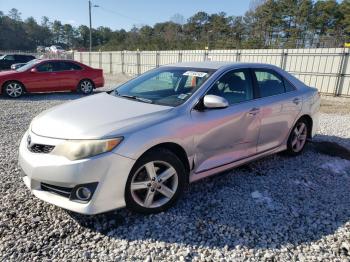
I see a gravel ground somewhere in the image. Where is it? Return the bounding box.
[0,88,349,261]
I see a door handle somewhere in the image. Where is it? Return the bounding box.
[292,98,301,105]
[248,107,260,115]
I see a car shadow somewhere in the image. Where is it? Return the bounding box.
[68,134,350,251]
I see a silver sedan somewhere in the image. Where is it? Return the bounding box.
[19,62,320,214]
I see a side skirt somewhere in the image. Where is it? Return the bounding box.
[189,145,287,183]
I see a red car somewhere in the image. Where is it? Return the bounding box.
[0,59,104,98]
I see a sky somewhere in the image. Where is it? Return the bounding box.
[0,0,251,30]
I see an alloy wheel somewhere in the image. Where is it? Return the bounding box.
[80,80,93,94]
[130,161,178,208]
[291,122,307,153]
[5,82,23,98]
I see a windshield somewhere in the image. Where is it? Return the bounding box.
[111,67,214,107]
[16,59,40,72]
[0,55,5,60]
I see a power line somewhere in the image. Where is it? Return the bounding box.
[97,5,145,25]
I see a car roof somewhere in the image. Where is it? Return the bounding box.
[168,61,278,70]
[37,59,77,63]
[2,54,35,57]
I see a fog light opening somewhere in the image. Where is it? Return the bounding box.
[76,187,92,201]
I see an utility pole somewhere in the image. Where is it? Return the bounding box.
[89,0,92,52]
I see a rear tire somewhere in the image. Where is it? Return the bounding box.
[125,148,187,214]
[286,118,308,156]
[3,81,24,98]
[78,79,94,94]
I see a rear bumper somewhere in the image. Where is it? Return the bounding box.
[19,131,135,214]
[94,75,104,88]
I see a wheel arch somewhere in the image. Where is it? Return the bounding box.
[137,142,191,179]
[1,80,27,93]
[297,114,313,139]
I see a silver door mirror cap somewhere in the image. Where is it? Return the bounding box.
[203,95,229,109]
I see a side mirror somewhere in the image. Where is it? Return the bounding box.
[203,95,229,109]
[30,68,37,73]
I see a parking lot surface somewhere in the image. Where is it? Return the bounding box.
[0,85,349,261]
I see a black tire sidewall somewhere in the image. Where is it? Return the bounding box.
[286,119,308,156]
[125,149,187,214]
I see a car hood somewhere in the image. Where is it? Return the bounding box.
[0,70,17,76]
[31,93,173,139]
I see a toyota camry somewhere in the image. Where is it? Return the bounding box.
[19,62,320,214]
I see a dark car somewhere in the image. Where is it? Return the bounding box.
[0,54,36,70]
[11,62,28,70]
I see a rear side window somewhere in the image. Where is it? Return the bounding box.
[284,79,296,92]
[253,70,286,97]
[59,62,82,71]
[24,56,35,62]
[15,55,29,62]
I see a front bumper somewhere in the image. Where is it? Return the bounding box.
[19,131,135,215]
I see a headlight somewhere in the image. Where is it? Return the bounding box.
[52,137,123,160]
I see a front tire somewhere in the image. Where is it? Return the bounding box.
[125,148,187,214]
[78,79,94,94]
[4,81,24,98]
[286,118,308,156]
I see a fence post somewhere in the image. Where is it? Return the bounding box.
[121,51,125,74]
[156,52,160,68]
[137,51,141,75]
[335,48,349,96]
[203,50,209,61]
[236,51,241,62]
[99,51,102,69]
[88,52,91,66]
[178,52,182,62]
[109,52,113,74]
[79,52,83,63]
[280,49,288,70]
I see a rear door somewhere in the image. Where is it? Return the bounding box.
[252,68,302,152]
[191,68,261,173]
[24,61,62,91]
[56,61,83,90]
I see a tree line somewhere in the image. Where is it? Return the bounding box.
[1,0,350,52]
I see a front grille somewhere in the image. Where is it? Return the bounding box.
[41,183,72,198]
[28,144,55,154]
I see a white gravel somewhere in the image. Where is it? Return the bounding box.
[0,92,349,261]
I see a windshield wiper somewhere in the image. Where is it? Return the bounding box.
[115,90,153,103]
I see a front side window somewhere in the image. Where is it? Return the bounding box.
[207,69,254,105]
[112,67,213,107]
[4,55,15,61]
[254,70,285,97]
[36,62,60,72]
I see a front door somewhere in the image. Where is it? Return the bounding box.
[191,69,261,173]
[24,61,62,92]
